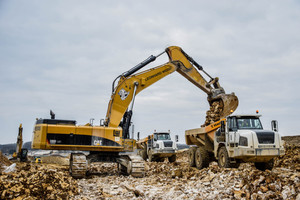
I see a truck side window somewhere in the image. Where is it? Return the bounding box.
[227,118,231,130]
[228,117,237,131]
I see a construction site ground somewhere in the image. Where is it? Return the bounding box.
[0,136,299,200]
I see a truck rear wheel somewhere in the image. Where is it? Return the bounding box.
[168,155,176,163]
[189,147,196,167]
[195,147,209,169]
[218,146,231,168]
[255,159,274,171]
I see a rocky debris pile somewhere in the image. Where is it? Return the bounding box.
[0,163,78,199]
[88,162,118,176]
[203,100,223,127]
[0,151,12,172]
[174,149,189,162]
[282,136,300,145]
[275,144,300,170]
[41,156,69,166]
[236,166,299,199]
[73,147,300,200]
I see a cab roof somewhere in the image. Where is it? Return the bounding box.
[228,114,262,118]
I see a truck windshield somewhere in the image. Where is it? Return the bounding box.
[237,117,263,129]
[156,133,171,140]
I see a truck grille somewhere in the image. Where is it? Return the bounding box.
[164,141,173,147]
[255,131,274,144]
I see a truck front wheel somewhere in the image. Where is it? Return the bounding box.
[254,159,274,171]
[195,147,209,169]
[218,146,231,168]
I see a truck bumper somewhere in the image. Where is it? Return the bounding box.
[232,147,285,162]
[152,150,176,158]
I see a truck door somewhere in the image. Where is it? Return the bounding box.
[228,117,238,146]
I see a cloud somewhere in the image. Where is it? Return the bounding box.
[0,0,299,144]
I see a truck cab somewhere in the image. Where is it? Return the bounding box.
[150,132,177,153]
[216,114,285,170]
[138,131,177,162]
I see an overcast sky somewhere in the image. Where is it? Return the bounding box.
[0,0,299,144]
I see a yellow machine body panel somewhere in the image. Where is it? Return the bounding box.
[185,119,226,146]
[105,63,177,128]
[32,119,136,152]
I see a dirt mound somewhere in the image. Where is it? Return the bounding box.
[282,135,300,146]
[72,144,299,200]
[41,156,69,166]
[0,151,12,172]
[275,144,300,170]
[0,163,78,199]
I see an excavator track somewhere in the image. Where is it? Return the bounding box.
[69,153,87,178]
[117,155,145,177]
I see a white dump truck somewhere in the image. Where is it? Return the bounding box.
[137,131,178,162]
[186,114,285,170]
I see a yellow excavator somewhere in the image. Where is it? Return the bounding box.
[31,46,238,178]
[12,124,28,162]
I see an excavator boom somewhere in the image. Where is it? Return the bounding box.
[105,46,238,128]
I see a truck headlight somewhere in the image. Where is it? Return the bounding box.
[239,136,248,146]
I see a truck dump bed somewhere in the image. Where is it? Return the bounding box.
[185,119,225,146]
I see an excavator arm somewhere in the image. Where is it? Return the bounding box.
[105,46,238,134]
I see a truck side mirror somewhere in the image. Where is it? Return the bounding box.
[175,135,179,142]
[137,132,140,141]
[220,121,225,133]
[271,120,278,132]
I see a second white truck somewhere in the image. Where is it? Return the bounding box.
[137,131,177,162]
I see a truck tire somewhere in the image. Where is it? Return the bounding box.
[218,146,231,168]
[189,147,196,167]
[255,159,274,171]
[195,147,209,169]
[168,155,176,163]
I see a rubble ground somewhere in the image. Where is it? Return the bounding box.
[0,162,78,199]
[0,137,299,200]
[73,142,299,200]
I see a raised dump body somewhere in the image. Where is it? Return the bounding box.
[186,115,285,171]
